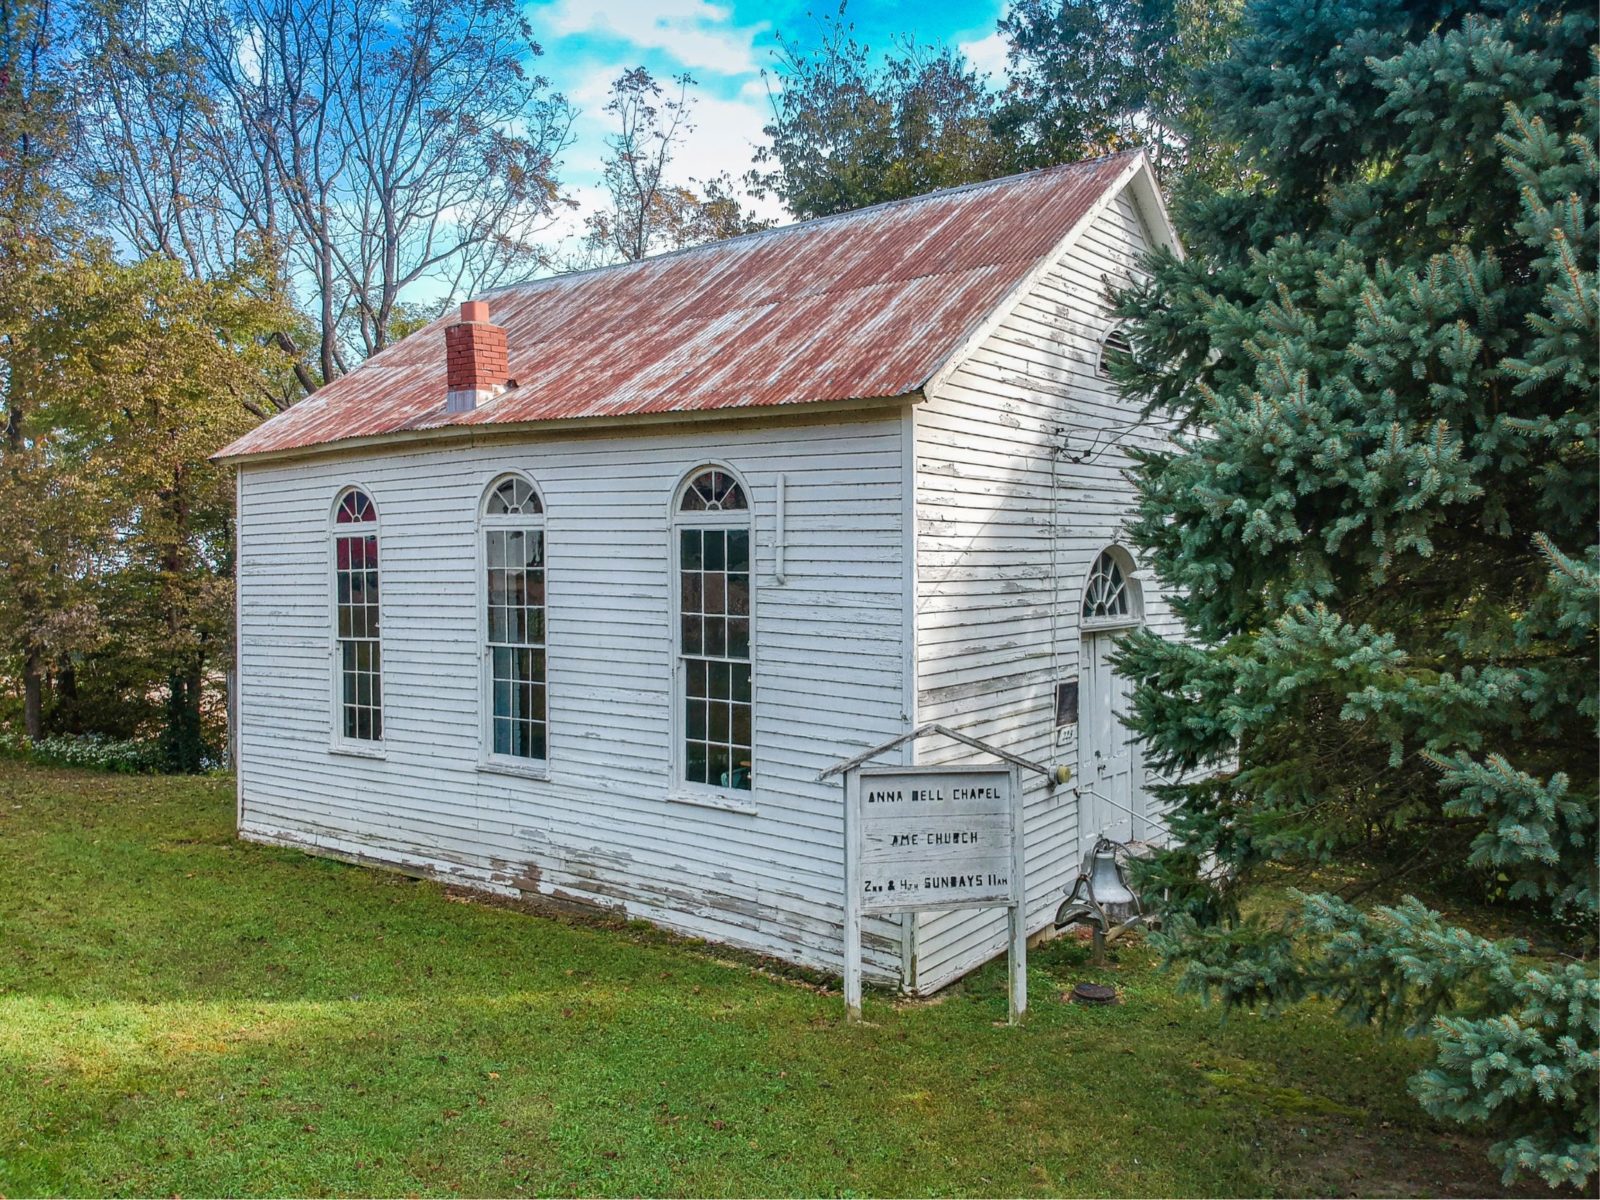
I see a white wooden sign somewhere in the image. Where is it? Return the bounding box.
[858,767,1017,910]
[843,761,1027,1023]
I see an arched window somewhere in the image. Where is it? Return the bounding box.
[674,466,752,793]
[679,467,747,512]
[481,473,547,764]
[332,487,382,743]
[1081,547,1141,627]
[1098,324,1133,378]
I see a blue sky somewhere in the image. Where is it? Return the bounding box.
[524,0,1011,242]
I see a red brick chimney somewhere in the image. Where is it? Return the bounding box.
[445,300,508,413]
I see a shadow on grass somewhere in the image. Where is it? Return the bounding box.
[0,763,1540,1198]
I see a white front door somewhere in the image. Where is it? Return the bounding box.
[1080,631,1140,855]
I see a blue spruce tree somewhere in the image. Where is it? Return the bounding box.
[1112,0,1597,1186]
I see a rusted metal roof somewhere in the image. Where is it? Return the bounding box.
[217,151,1141,461]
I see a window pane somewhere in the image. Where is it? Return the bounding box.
[485,547,546,760]
[708,743,730,789]
[493,650,513,710]
[335,525,382,741]
[676,508,752,790]
[679,470,747,512]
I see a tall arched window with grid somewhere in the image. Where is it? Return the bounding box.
[332,488,382,743]
[481,474,547,764]
[674,467,753,793]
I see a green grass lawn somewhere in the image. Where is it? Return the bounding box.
[0,762,1529,1198]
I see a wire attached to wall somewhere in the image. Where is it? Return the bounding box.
[1053,418,1152,467]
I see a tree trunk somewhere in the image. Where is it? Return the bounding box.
[55,661,78,734]
[161,661,206,773]
[22,648,42,740]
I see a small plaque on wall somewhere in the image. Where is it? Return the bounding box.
[1056,679,1079,727]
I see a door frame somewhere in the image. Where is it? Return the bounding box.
[1075,545,1145,855]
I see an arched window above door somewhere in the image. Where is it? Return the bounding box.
[1081,547,1141,628]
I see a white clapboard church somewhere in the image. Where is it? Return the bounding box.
[216,149,1181,993]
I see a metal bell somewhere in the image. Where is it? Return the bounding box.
[1087,845,1138,923]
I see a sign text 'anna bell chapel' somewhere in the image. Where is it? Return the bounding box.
[856,770,1015,912]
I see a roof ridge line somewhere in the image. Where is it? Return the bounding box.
[485,149,1142,298]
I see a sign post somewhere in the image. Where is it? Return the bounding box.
[841,761,1027,1024]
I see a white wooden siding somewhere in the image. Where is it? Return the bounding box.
[911,183,1183,993]
[237,410,911,980]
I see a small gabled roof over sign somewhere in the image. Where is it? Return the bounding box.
[217,150,1160,462]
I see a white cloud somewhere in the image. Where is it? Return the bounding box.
[957,29,1010,81]
[671,90,786,220]
[540,0,768,74]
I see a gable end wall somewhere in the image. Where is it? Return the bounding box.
[910,183,1182,994]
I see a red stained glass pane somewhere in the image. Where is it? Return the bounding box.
[336,489,376,524]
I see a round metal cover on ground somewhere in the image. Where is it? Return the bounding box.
[1070,982,1119,1005]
